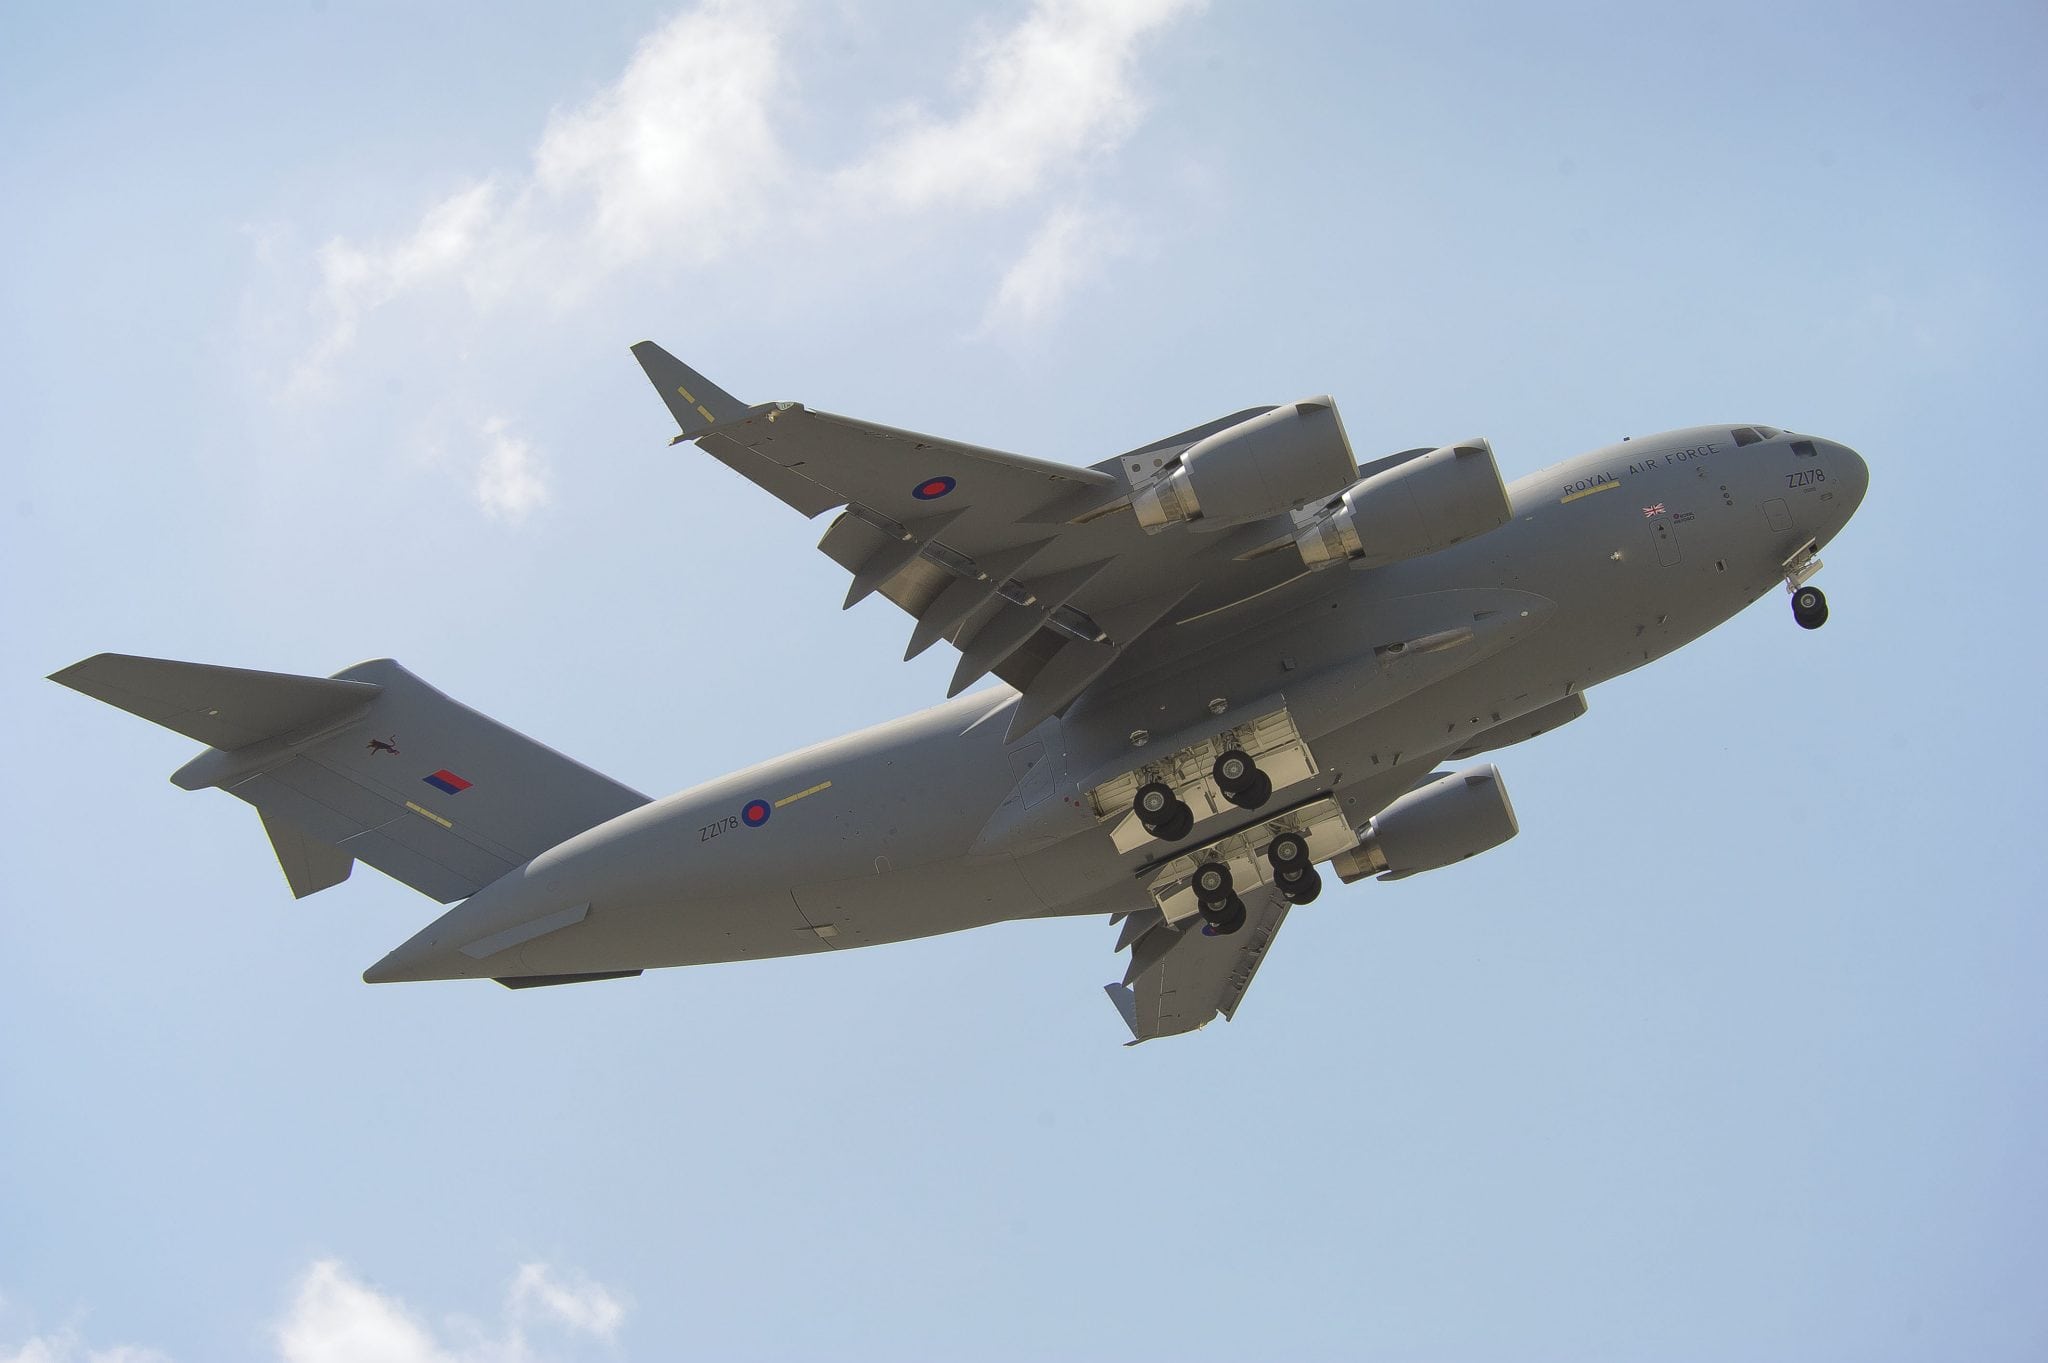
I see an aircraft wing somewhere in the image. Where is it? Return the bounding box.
[634,342,1302,739]
[1103,893,1293,1043]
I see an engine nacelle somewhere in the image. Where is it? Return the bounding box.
[1293,438,1512,570]
[1328,764,1518,883]
[1132,398,1359,534]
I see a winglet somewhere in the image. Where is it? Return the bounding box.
[630,341,746,440]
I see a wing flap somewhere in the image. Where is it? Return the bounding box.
[1109,892,1293,1043]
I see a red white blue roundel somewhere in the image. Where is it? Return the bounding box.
[912,475,956,501]
[741,799,772,827]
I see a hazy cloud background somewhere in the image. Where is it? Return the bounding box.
[6,1,2046,1360]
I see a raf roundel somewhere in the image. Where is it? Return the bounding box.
[741,799,772,828]
[911,475,956,501]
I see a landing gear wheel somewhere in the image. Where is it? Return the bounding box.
[1134,782,1194,841]
[1213,749,1272,810]
[1792,585,1829,630]
[1199,892,1247,935]
[1191,860,1234,906]
[1279,867,1323,906]
[1266,831,1310,875]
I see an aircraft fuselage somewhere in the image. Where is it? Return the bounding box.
[365,425,1867,983]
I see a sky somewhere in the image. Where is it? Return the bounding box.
[4,1,2046,1359]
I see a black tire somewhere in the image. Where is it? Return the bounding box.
[1267,831,1310,872]
[1200,893,1247,935]
[1192,860,1233,904]
[1213,748,1257,796]
[1281,868,1323,906]
[1155,802,1194,843]
[1225,769,1273,810]
[1134,781,1176,830]
[1793,586,1828,630]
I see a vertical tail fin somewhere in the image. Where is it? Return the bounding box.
[52,654,650,904]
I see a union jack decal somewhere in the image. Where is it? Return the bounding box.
[1642,503,1666,518]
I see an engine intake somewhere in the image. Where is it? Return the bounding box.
[1133,398,1359,534]
[1294,438,1512,570]
[1329,764,1518,883]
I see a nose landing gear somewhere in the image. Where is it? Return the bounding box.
[1782,539,1830,630]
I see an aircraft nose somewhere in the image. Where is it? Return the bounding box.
[1828,439,1869,513]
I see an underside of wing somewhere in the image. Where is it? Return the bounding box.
[632,343,1388,737]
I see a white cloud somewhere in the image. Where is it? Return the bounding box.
[508,1267,623,1343]
[846,0,1203,212]
[983,204,1131,332]
[2,1263,627,1363]
[304,0,790,374]
[275,1260,626,1363]
[275,1262,449,1363]
[474,418,552,524]
[278,0,1205,521]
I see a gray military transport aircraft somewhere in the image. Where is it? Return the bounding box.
[52,344,1869,1041]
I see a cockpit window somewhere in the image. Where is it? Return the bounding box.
[1732,427,1763,446]
[1790,439,1817,458]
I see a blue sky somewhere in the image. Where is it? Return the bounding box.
[5,2,2045,1359]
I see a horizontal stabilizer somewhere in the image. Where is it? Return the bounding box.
[55,654,652,906]
[49,654,378,751]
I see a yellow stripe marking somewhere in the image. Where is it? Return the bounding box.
[405,800,453,829]
[676,383,698,403]
[695,404,715,423]
[1561,481,1621,504]
[775,780,833,808]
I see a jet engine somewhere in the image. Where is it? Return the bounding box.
[1293,438,1512,570]
[1132,398,1359,533]
[1328,764,1518,883]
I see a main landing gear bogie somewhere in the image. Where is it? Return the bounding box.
[1192,859,1246,935]
[1134,781,1194,843]
[1265,831,1323,906]
[1792,585,1829,630]
[1212,748,1273,811]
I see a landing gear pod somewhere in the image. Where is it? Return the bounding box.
[1132,398,1359,533]
[1329,764,1519,883]
[1294,438,1512,570]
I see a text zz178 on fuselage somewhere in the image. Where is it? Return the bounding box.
[51,349,1867,1043]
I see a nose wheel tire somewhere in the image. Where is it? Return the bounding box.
[1213,749,1273,810]
[1198,893,1247,936]
[1135,782,1195,842]
[1792,585,1829,630]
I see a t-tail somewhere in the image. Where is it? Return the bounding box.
[49,653,649,904]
